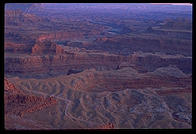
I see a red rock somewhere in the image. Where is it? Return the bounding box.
[4,78,57,117]
[99,123,115,129]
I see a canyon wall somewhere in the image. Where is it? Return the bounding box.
[5,40,192,78]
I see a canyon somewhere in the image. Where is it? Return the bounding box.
[4,3,192,129]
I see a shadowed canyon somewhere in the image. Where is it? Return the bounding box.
[4,3,192,129]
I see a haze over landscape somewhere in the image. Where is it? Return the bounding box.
[4,3,192,129]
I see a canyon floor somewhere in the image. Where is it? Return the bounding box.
[4,3,192,129]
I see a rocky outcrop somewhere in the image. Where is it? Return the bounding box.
[5,42,127,77]
[4,78,22,94]
[5,43,192,78]
[4,78,57,118]
[32,40,57,55]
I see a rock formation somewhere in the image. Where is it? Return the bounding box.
[5,43,192,78]
[4,78,57,122]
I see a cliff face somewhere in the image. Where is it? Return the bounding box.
[5,41,127,77]
[32,40,56,55]
[5,40,192,78]
[5,54,124,77]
